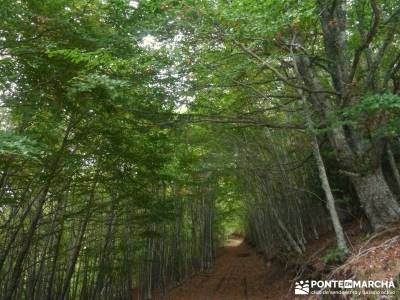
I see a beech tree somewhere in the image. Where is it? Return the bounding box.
[1,1,400,299]
[166,0,400,230]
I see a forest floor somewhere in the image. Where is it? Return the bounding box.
[151,222,400,300]
[152,237,290,300]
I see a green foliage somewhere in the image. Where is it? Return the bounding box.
[323,247,347,265]
[343,94,400,137]
[0,131,41,159]
[215,176,245,240]
[335,196,351,204]
[1,0,400,298]
[346,94,400,115]
[394,272,400,298]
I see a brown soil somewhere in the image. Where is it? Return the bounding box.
[152,238,291,300]
[150,222,400,300]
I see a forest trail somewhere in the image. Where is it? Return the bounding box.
[157,238,289,300]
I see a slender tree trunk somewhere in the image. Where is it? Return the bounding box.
[59,180,97,300]
[3,187,51,300]
[92,209,115,299]
[293,54,349,253]
[46,201,66,300]
[308,128,349,253]
[271,208,303,254]
[2,121,74,300]
[0,183,37,272]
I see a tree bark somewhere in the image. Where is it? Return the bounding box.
[2,120,74,300]
[387,143,400,191]
[308,130,349,252]
[351,167,400,231]
[294,52,400,231]
[59,179,97,300]
[293,53,349,253]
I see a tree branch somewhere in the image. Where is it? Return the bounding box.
[349,0,380,83]
[233,41,339,96]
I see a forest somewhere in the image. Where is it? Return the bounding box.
[1,0,400,299]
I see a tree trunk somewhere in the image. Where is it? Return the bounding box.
[293,54,349,253]
[59,179,97,300]
[351,167,400,230]
[387,144,400,191]
[308,131,349,253]
[306,123,349,252]
[3,187,50,300]
[272,207,303,255]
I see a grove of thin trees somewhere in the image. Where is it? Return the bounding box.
[1,1,400,299]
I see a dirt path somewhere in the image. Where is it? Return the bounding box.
[156,238,290,300]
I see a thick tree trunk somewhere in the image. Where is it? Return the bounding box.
[387,144,400,191]
[312,0,400,231]
[327,124,400,230]
[351,167,400,230]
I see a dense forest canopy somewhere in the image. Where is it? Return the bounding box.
[0,0,400,299]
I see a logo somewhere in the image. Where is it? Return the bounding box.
[295,280,310,295]
[294,279,395,296]
[344,280,353,288]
